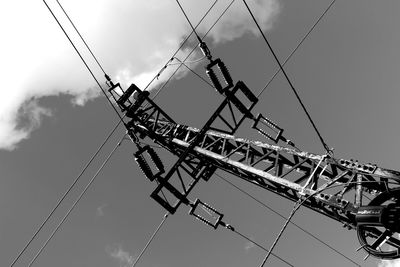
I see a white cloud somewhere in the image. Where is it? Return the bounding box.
[379,259,400,267]
[0,0,279,150]
[96,204,107,217]
[245,240,256,251]
[106,244,135,267]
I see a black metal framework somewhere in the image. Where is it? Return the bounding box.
[117,79,260,213]
[108,67,400,259]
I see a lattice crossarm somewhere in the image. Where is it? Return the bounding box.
[150,121,400,183]
[171,137,357,223]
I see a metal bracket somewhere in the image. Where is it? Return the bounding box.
[225,81,258,119]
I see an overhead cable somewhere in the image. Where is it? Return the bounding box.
[143,0,219,106]
[56,0,108,76]
[223,224,294,266]
[172,57,215,88]
[215,173,361,267]
[12,2,127,265]
[23,7,218,266]
[258,177,361,267]
[256,0,337,98]
[259,199,302,267]
[242,0,332,154]
[175,0,203,43]
[9,119,123,267]
[27,135,125,267]
[42,0,126,124]
[130,213,169,267]
[151,0,236,101]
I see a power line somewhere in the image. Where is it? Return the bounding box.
[23,6,219,265]
[42,0,126,125]
[170,56,206,65]
[143,0,219,105]
[259,199,301,267]
[9,3,130,265]
[56,0,107,76]
[256,0,337,98]
[9,119,123,267]
[151,0,236,101]
[215,173,361,266]
[175,0,203,43]
[130,213,169,267]
[27,135,125,267]
[258,178,360,267]
[172,57,215,88]
[146,0,219,94]
[223,224,294,266]
[174,0,337,101]
[242,0,332,154]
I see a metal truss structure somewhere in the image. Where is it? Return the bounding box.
[109,57,400,260]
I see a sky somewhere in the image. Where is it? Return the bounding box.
[2,0,400,267]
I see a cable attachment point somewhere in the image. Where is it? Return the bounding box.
[134,145,165,182]
[127,128,140,146]
[156,62,170,80]
[219,221,235,231]
[199,41,212,60]
[189,199,225,229]
[107,82,138,112]
[206,58,234,94]
[105,73,112,84]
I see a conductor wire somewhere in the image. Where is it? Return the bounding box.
[27,135,125,267]
[151,0,236,101]
[42,0,126,125]
[130,213,169,267]
[256,0,336,98]
[9,119,123,267]
[172,57,215,88]
[224,225,294,266]
[56,0,107,76]
[259,177,354,267]
[175,0,203,42]
[215,173,361,266]
[143,0,218,106]
[242,0,332,154]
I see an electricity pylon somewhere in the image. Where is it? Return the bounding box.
[108,53,400,260]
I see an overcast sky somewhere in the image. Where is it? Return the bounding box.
[2,0,400,267]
